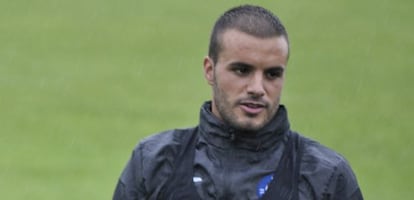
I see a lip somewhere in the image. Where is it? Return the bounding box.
[239,101,266,115]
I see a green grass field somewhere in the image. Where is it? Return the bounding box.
[1,0,413,199]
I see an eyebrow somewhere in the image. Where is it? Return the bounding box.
[229,61,284,71]
[229,61,254,69]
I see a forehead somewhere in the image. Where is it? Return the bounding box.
[218,29,289,66]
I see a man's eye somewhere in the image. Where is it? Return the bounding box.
[234,67,250,75]
[266,69,283,79]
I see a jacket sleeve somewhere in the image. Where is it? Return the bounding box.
[113,146,146,200]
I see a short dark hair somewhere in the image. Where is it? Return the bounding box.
[208,5,289,63]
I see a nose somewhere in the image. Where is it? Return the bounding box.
[246,73,265,98]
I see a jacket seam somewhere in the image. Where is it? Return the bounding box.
[322,164,339,199]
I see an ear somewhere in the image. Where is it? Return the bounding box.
[203,56,215,85]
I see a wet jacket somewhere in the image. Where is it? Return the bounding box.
[113,102,363,200]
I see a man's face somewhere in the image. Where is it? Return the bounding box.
[204,29,289,131]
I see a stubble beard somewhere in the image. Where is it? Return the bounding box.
[212,81,273,132]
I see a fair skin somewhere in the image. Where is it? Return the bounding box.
[203,29,289,131]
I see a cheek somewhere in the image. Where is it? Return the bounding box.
[217,74,245,92]
[265,81,284,97]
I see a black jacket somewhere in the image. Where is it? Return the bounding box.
[113,102,363,200]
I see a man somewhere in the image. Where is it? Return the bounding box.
[113,5,363,200]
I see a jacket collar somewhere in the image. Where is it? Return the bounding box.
[198,101,290,151]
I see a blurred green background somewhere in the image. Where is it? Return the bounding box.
[0,0,412,199]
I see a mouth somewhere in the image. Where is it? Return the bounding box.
[239,101,266,115]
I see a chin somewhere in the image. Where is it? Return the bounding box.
[237,120,266,132]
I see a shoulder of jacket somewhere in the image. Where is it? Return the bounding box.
[134,127,197,158]
[129,127,198,193]
[117,127,196,197]
[300,135,347,169]
[298,134,359,197]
